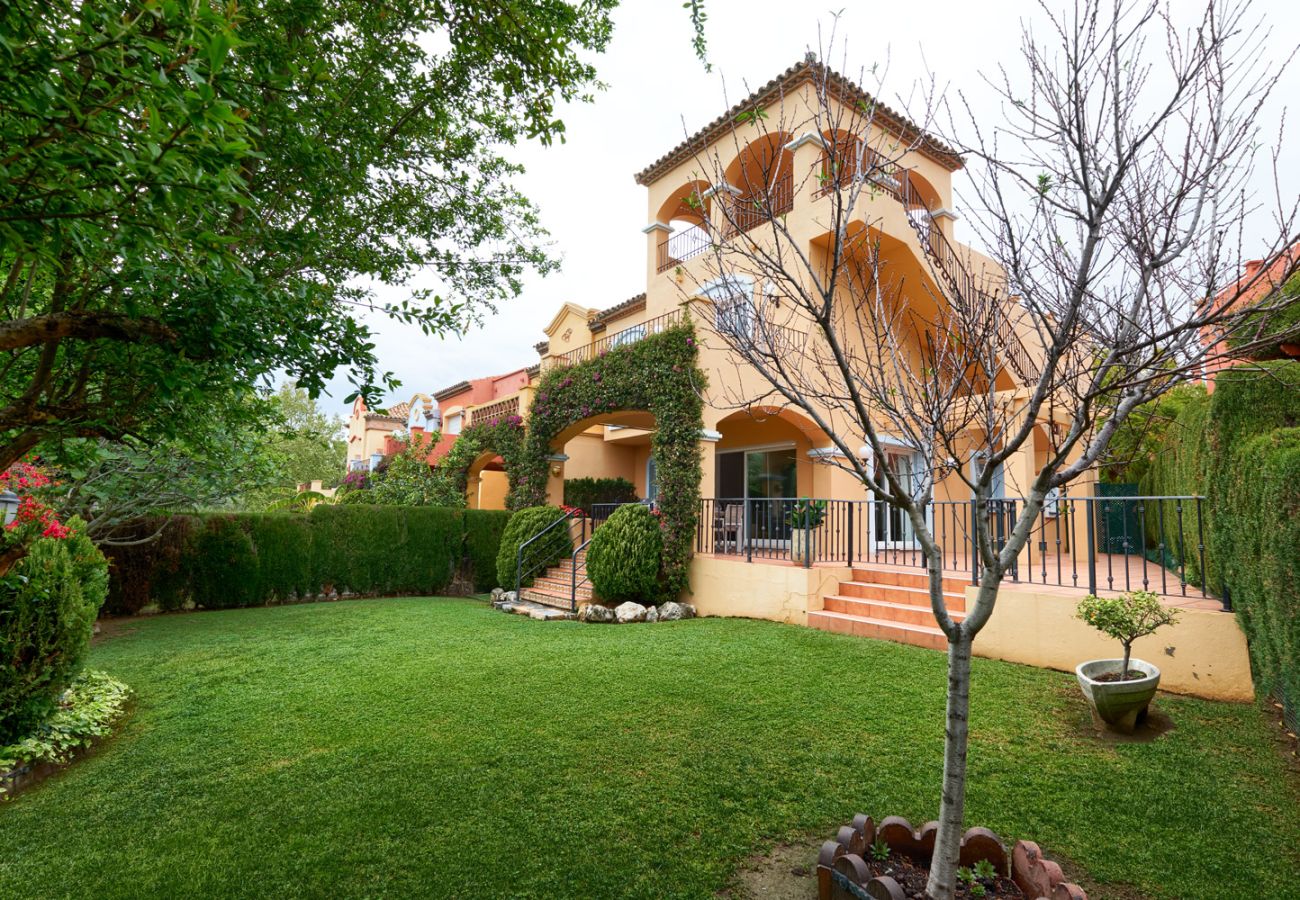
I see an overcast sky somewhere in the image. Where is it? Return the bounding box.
[316,0,1300,420]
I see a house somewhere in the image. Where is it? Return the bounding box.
[344,397,407,472]
[390,58,1250,700]
[1201,242,1300,390]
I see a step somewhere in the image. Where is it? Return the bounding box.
[835,581,966,613]
[519,585,578,609]
[850,565,971,595]
[807,610,947,652]
[822,594,966,626]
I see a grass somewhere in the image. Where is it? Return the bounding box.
[0,597,1297,899]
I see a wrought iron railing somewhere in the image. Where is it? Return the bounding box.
[544,309,684,369]
[695,494,1218,603]
[657,223,711,273]
[722,171,794,238]
[514,508,583,600]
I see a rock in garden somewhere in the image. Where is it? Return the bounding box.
[645,606,659,623]
[681,603,697,619]
[490,588,504,602]
[580,603,615,623]
[614,601,647,623]
[657,601,686,621]
[501,591,517,603]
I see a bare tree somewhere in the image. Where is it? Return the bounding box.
[678,3,1298,897]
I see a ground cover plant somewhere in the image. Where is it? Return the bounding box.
[0,598,1296,898]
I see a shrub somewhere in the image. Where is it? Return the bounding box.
[101,516,196,615]
[1076,590,1179,679]
[586,504,663,603]
[395,506,461,594]
[495,505,572,590]
[464,510,512,591]
[188,517,260,610]
[563,477,638,515]
[0,522,108,742]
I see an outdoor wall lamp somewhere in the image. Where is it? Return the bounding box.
[550,464,562,476]
[0,489,18,526]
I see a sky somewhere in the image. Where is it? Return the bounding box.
[316,0,1300,420]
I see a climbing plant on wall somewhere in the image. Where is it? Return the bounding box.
[517,321,704,599]
[438,415,528,509]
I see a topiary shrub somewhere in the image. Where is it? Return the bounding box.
[586,503,663,603]
[246,514,314,603]
[464,509,512,591]
[0,521,108,742]
[188,516,260,609]
[495,505,572,590]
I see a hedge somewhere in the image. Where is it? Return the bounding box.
[1,522,109,742]
[563,477,638,515]
[1138,361,1300,722]
[101,506,513,615]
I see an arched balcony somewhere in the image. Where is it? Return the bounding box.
[653,181,711,273]
[720,132,794,238]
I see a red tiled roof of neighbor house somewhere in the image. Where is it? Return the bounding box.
[1201,241,1300,385]
[589,294,646,333]
[634,57,964,186]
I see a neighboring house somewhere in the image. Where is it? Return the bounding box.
[344,397,406,472]
[1201,242,1300,390]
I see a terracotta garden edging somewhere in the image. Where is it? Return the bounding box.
[816,814,1087,900]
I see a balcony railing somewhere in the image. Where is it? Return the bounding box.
[656,223,711,273]
[544,309,684,369]
[721,171,794,238]
[468,393,520,426]
[695,495,1218,603]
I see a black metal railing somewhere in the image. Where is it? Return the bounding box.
[694,494,1218,603]
[545,309,684,369]
[656,223,710,273]
[722,171,794,238]
[514,508,584,600]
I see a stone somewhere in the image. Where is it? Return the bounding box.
[657,601,686,621]
[681,602,697,619]
[645,606,659,623]
[614,601,647,623]
[580,603,615,624]
[490,588,504,602]
[500,591,518,603]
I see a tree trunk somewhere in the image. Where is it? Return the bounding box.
[1120,641,1132,682]
[925,634,973,900]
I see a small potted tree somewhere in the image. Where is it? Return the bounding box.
[1074,590,1179,733]
[787,499,827,565]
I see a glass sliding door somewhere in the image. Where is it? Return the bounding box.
[746,447,797,546]
[874,449,921,548]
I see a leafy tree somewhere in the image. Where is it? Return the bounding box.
[0,1,622,469]
[364,439,462,508]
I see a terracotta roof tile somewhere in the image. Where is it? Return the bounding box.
[634,57,963,186]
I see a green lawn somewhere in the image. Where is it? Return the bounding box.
[1,598,1296,899]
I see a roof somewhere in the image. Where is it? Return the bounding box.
[433,380,472,403]
[384,401,410,419]
[634,57,964,186]
[534,340,550,356]
[591,293,646,326]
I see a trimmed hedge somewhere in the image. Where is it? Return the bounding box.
[101,506,513,615]
[586,504,663,603]
[1139,361,1300,719]
[465,510,512,591]
[0,523,109,742]
[495,505,573,590]
[563,477,637,515]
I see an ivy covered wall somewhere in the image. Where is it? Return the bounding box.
[515,322,704,599]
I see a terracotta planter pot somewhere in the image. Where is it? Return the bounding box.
[1075,658,1160,733]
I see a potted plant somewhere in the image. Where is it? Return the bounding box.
[1074,590,1179,733]
[787,499,827,565]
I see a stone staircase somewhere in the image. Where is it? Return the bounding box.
[807,565,968,651]
[519,548,594,610]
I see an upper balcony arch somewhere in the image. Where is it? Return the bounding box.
[653,180,713,273]
[719,131,796,238]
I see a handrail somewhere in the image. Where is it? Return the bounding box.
[570,536,594,611]
[544,308,684,369]
[514,507,584,599]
